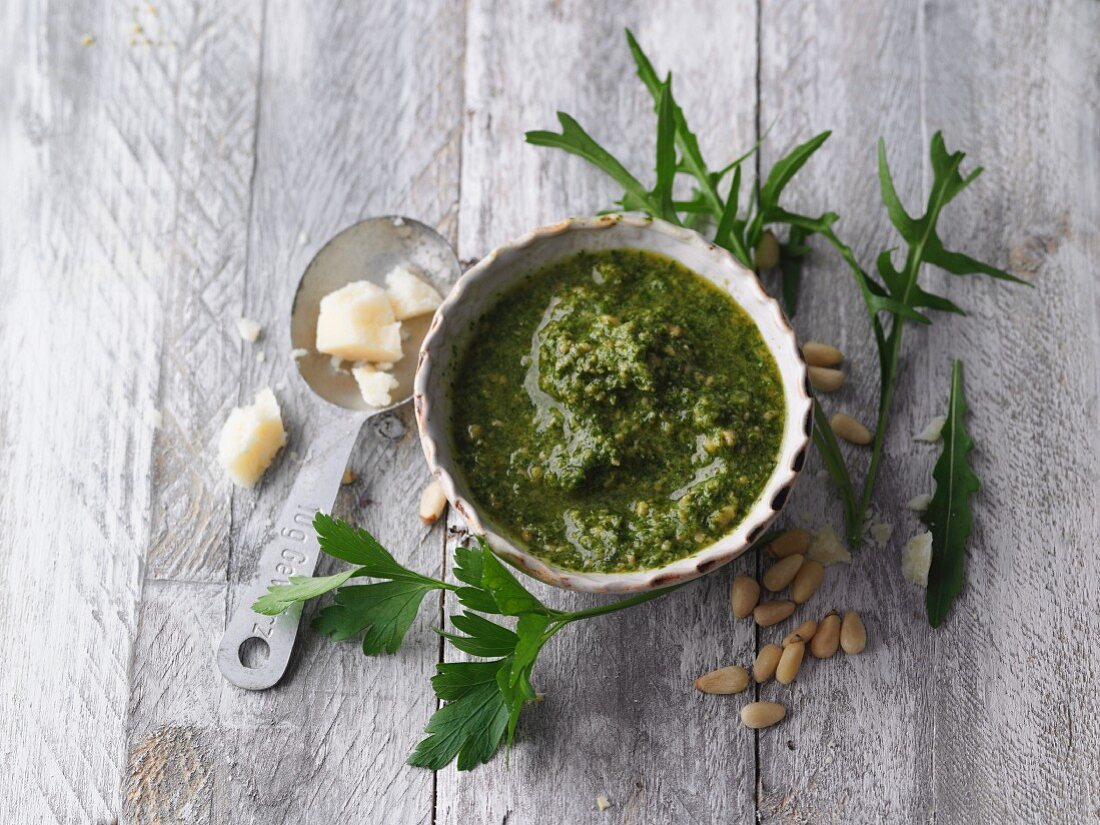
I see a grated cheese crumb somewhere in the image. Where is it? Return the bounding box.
[236,317,262,343]
[596,796,612,812]
[81,34,96,46]
[393,216,405,227]
[902,531,933,587]
[298,231,310,247]
[255,351,265,363]
[144,408,162,430]
[868,522,894,546]
[915,415,946,443]
[906,493,932,512]
[290,348,309,360]
[807,525,852,566]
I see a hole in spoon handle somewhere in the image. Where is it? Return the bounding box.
[217,415,365,690]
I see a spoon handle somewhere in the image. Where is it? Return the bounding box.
[217,414,366,690]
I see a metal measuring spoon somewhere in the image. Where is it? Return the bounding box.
[217,216,460,690]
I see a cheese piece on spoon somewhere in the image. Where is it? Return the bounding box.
[352,363,399,407]
[218,388,286,488]
[315,281,403,362]
[385,265,443,319]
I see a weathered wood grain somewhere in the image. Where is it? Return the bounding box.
[920,2,1100,821]
[122,1,465,823]
[756,2,938,822]
[0,1,176,820]
[5,0,1100,822]
[439,3,761,823]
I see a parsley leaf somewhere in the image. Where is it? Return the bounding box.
[922,360,980,627]
[313,580,440,655]
[252,569,360,616]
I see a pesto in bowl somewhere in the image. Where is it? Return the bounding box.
[449,248,785,574]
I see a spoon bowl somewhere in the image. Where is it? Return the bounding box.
[218,216,459,691]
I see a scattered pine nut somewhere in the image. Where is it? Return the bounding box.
[808,366,846,392]
[769,528,812,558]
[783,619,818,647]
[753,644,783,683]
[741,701,786,730]
[830,413,873,445]
[810,612,841,659]
[776,641,805,685]
[418,480,448,524]
[754,230,780,271]
[840,610,867,654]
[753,600,796,627]
[802,341,844,367]
[790,559,825,604]
[694,665,750,695]
[762,554,804,591]
[730,575,761,619]
[341,468,357,485]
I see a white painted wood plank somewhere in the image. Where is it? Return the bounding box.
[123,1,465,822]
[0,1,179,820]
[440,3,761,823]
[755,3,939,821]
[920,2,1100,821]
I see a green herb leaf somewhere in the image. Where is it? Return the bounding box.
[525,113,657,214]
[625,29,722,219]
[313,579,439,655]
[652,77,679,222]
[440,612,520,658]
[478,543,556,616]
[407,660,511,771]
[313,512,445,585]
[252,569,361,615]
[922,360,980,627]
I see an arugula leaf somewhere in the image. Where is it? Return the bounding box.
[652,77,678,222]
[922,361,980,627]
[252,569,360,615]
[525,113,658,215]
[626,29,722,221]
[313,580,439,655]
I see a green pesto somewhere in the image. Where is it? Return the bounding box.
[450,249,785,573]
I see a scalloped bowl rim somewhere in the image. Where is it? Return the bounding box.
[413,215,812,594]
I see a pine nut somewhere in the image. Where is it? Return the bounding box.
[783,619,818,647]
[753,644,783,683]
[830,413,872,445]
[769,528,812,558]
[841,610,867,654]
[754,230,780,271]
[762,554,804,592]
[753,600,796,627]
[741,701,787,730]
[776,640,805,685]
[802,341,844,367]
[808,366,845,392]
[810,612,841,659]
[790,560,825,604]
[730,575,761,619]
[418,480,448,524]
[694,665,750,695]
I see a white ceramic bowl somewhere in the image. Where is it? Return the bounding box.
[414,215,812,593]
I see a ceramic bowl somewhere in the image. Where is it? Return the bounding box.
[414,215,812,593]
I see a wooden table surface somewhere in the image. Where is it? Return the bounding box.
[3,1,1099,822]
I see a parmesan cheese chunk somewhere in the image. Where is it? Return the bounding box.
[807,525,852,566]
[236,317,262,342]
[316,281,404,362]
[902,531,933,587]
[906,493,932,512]
[385,265,443,320]
[868,522,894,547]
[218,388,286,488]
[352,363,400,408]
[915,415,946,443]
